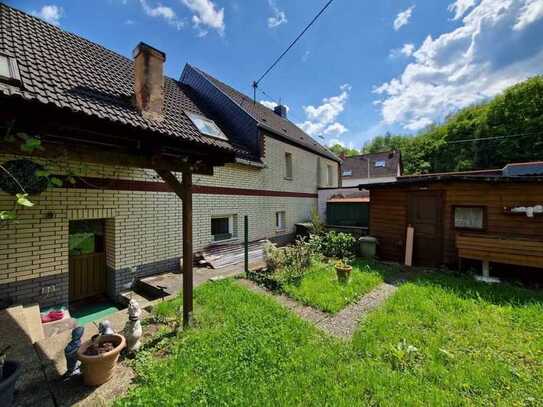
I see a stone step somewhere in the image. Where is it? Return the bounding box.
[119,290,153,308]
[22,303,44,343]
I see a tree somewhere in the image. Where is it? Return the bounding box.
[328,143,359,158]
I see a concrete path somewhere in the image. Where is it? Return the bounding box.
[238,277,404,340]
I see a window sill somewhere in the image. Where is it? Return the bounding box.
[210,237,239,245]
[284,177,293,181]
[275,228,287,233]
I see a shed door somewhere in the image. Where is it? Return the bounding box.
[408,192,443,266]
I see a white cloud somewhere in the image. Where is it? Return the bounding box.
[181,0,225,36]
[260,100,290,112]
[33,5,63,26]
[514,0,543,31]
[389,43,415,58]
[297,84,350,138]
[448,0,478,20]
[140,0,184,29]
[393,5,415,31]
[374,0,543,131]
[267,0,287,28]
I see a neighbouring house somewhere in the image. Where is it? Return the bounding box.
[0,4,340,308]
[340,150,402,187]
[364,162,543,275]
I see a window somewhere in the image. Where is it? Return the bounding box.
[453,206,485,230]
[275,211,286,231]
[211,215,237,241]
[285,152,293,179]
[0,54,21,85]
[374,160,386,167]
[327,165,334,186]
[342,169,352,176]
[186,111,227,141]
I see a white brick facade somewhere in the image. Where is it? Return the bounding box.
[0,134,338,306]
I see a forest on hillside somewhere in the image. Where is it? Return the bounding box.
[331,76,543,175]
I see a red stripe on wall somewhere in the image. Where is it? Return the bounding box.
[62,176,318,198]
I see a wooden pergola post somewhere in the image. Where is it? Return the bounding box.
[155,169,194,327]
[181,171,193,326]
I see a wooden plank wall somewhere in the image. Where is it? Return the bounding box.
[369,182,543,266]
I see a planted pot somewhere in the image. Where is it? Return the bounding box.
[0,361,22,407]
[77,334,126,386]
[335,264,353,284]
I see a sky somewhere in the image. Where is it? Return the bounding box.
[10,0,543,150]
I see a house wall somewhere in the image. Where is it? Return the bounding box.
[341,176,397,187]
[369,182,543,266]
[0,135,339,307]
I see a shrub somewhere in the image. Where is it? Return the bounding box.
[308,231,356,260]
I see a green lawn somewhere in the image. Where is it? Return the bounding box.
[117,274,543,406]
[282,260,392,313]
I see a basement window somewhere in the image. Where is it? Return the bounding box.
[186,111,227,141]
[453,206,485,230]
[211,215,237,242]
[275,211,286,231]
[0,54,21,85]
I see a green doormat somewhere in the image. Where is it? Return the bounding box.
[71,303,120,326]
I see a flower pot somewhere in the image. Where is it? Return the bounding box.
[0,361,22,407]
[335,265,352,284]
[77,334,126,386]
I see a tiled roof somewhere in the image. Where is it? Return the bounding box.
[193,67,341,162]
[0,3,245,155]
[342,150,401,179]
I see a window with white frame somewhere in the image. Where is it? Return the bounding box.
[211,215,237,241]
[275,211,286,231]
[285,152,293,179]
[186,111,227,141]
[327,164,334,186]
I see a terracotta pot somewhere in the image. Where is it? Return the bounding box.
[335,265,352,284]
[77,334,126,386]
[0,361,22,407]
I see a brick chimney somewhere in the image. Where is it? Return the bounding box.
[273,104,287,119]
[133,42,166,121]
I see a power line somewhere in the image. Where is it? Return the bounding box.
[444,131,542,145]
[252,0,336,102]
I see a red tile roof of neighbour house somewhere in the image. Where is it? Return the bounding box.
[341,150,402,179]
[192,66,341,162]
[0,4,249,156]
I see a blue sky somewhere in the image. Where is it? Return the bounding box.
[10,0,543,149]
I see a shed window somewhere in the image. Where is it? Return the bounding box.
[275,211,286,231]
[186,111,227,141]
[0,54,21,85]
[285,152,293,179]
[454,206,485,230]
[211,215,236,241]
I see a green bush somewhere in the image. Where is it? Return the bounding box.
[308,231,356,259]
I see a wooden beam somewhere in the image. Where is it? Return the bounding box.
[182,171,193,327]
[155,169,193,327]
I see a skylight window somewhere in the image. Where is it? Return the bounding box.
[0,54,21,85]
[186,111,227,141]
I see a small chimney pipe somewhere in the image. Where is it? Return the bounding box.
[273,104,287,119]
[133,42,166,121]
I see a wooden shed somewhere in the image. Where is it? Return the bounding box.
[363,163,543,272]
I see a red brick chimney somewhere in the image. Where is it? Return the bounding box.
[133,42,166,121]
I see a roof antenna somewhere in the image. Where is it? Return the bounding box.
[252,81,257,105]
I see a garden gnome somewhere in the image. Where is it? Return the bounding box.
[63,326,84,378]
[123,299,143,353]
[98,320,115,335]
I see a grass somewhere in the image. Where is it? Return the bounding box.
[117,273,543,406]
[282,259,391,313]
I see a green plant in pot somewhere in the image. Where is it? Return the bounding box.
[0,345,22,407]
[335,259,353,284]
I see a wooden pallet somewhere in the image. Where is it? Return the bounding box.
[200,239,268,269]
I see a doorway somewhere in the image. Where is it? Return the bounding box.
[408,191,443,266]
[68,219,107,302]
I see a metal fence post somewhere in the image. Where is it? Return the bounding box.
[244,215,249,274]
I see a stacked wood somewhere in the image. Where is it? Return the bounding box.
[200,240,269,269]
